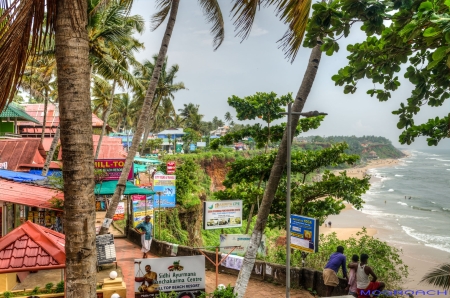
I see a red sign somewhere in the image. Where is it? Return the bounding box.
[94,159,134,180]
[166,161,176,174]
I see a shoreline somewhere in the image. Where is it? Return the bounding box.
[324,150,448,290]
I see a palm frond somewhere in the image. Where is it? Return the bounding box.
[151,0,172,31]
[230,0,260,41]
[0,0,56,111]
[198,0,224,50]
[267,0,311,62]
[420,263,450,290]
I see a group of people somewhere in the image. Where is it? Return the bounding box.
[323,246,385,298]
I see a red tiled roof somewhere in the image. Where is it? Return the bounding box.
[20,103,106,128]
[19,161,61,170]
[0,139,46,171]
[0,178,64,210]
[57,135,127,160]
[0,221,65,273]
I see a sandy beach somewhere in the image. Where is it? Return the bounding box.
[322,151,450,290]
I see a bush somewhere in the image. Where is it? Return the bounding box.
[56,281,65,293]
[199,284,237,298]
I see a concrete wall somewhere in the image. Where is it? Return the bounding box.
[128,229,348,296]
[0,273,17,292]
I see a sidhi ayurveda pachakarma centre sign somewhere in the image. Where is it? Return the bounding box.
[134,256,205,298]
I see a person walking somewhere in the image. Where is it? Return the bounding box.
[135,215,153,258]
[323,246,348,296]
[349,254,385,298]
[345,254,359,297]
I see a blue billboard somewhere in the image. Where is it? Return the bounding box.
[290,214,319,253]
[153,175,176,208]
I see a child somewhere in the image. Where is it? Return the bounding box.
[346,254,359,298]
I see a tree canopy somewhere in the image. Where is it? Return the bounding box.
[303,0,450,146]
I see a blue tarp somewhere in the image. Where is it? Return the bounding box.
[0,170,47,182]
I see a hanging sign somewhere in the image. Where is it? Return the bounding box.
[203,200,242,230]
[94,159,134,181]
[290,214,319,253]
[153,175,176,208]
[96,234,116,265]
[219,234,267,256]
[134,256,205,298]
[0,162,7,169]
[166,161,176,174]
[132,195,153,227]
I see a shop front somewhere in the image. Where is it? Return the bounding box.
[0,178,64,237]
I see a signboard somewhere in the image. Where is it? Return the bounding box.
[189,144,196,151]
[134,256,205,298]
[133,195,153,227]
[153,175,176,208]
[96,234,116,265]
[0,162,7,169]
[220,234,267,256]
[196,142,206,147]
[290,214,319,253]
[175,144,183,153]
[203,200,242,230]
[94,159,134,181]
[113,202,125,221]
[166,161,176,174]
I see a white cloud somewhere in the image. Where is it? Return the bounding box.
[250,24,268,37]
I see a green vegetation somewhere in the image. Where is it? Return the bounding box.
[0,281,65,297]
[200,285,237,298]
[296,135,405,160]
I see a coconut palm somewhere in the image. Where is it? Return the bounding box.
[99,0,225,235]
[109,93,136,132]
[224,111,233,124]
[421,263,450,290]
[132,55,186,155]
[0,0,135,295]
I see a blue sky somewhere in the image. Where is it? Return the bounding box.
[128,1,450,149]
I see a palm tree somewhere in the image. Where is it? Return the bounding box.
[133,55,186,155]
[224,111,233,123]
[109,93,135,133]
[99,0,225,235]
[421,263,450,290]
[0,0,135,296]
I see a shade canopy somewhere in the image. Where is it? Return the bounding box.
[95,180,155,195]
[133,163,147,173]
[134,156,161,164]
[0,103,40,123]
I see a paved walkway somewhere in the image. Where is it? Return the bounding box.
[115,238,312,298]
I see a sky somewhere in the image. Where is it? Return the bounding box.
[128,1,450,149]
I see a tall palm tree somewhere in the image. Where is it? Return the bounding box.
[99,0,225,235]
[421,263,450,290]
[109,93,136,132]
[0,1,133,296]
[224,111,233,124]
[133,55,186,155]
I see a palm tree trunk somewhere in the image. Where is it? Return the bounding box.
[95,80,116,159]
[140,94,163,156]
[233,41,323,298]
[42,125,60,177]
[55,0,97,296]
[40,91,48,144]
[99,0,180,235]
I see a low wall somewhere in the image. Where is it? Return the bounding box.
[128,229,348,296]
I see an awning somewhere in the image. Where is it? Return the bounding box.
[95,180,155,195]
[0,178,63,210]
[0,170,46,182]
[134,157,161,164]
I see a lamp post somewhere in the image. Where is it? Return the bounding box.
[280,103,328,298]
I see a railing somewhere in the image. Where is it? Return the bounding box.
[0,132,22,138]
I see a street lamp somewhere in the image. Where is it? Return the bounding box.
[280,103,327,298]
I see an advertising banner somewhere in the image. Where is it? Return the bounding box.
[196,142,206,147]
[112,201,125,221]
[189,144,196,151]
[94,159,134,180]
[166,161,176,174]
[203,200,242,230]
[133,195,153,227]
[290,214,319,253]
[134,256,205,298]
[219,234,267,256]
[153,175,176,208]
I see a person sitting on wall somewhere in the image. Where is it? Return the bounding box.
[349,254,385,298]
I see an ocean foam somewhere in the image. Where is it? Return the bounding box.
[388,189,394,192]
[437,159,450,161]
[405,161,413,163]
[397,201,408,206]
[395,174,404,177]
[402,226,450,253]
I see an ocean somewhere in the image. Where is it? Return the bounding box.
[363,148,450,255]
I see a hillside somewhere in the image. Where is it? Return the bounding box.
[294,135,405,160]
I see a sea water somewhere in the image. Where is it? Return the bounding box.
[362,148,450,254]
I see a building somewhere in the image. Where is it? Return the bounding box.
[19,103,112,138]
[0,103,40,138]
[210,125,230,137]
